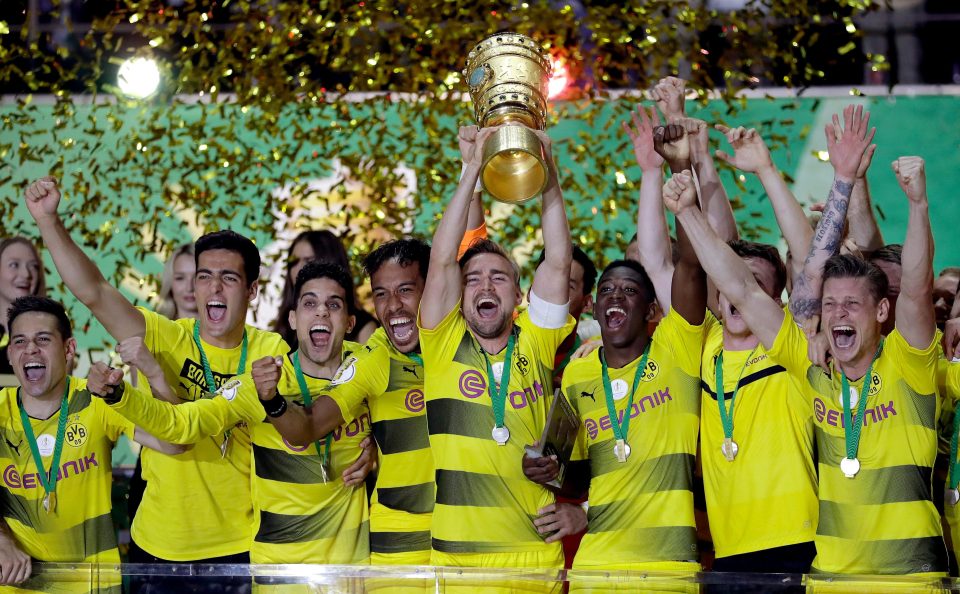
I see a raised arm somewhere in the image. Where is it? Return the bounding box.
[530,131,573,305]
[847,144,884,253]
[116,337,178,404]
[715,125,812,281]
[790,105,875,326]
[623,105,672,311]
[251,356,345,446]
[681,117,738,243]
[663,172,707,325]
[665,173,784,347]
[892,156,935,349]
[420,127,496,329]
[23,177,145,341]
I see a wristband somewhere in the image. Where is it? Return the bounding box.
[102,382,125,406]
[461,162,483,193]
[261,394,288,418]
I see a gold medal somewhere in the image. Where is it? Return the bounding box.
[43,491,57,515]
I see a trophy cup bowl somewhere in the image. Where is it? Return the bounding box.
[463,33,552,204]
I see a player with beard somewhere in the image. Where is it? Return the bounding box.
[417,125,579,578]
[666,133,946,575]
[87,261,373,566]
[554,172,706,581]
[266,238,437,566]
[23,177,288,578]
[0,297,183,591]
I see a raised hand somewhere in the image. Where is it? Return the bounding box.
[622,105,664,172]
[87,361,124,402]
[677,117,710,162]
[662,170,697,214]
[116,337,163,379]
[653,124,691,171]
[458,125,502,169]
[892,156,927,202]
[650,76,686,121]
[252,356,283,401]
[714,125,774,174]
[23,176,62,222]
[825,104,876,180]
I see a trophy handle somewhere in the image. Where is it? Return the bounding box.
[480,125,548,204]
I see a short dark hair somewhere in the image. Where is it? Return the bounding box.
[868,244,903,267]
[294,261,357,315]
[459,238,519,282]
[194,230,261,287]
[535,243,597,296]
[729,240,787,297]
[823,254,889,303]
[8,296,72,340]
[598,259,656,303]
[939,267,960,278]
[363,238,430,280]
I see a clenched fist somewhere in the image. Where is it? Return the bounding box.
[252,356,283,401]
[23,176,62,222]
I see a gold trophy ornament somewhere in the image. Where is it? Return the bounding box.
[463,33,552,204]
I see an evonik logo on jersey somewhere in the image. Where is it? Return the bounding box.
[457,370,545,410]
[584,387,673,440]
[3,453,100,489]
[283,412,371,452]
[813,397,897,427]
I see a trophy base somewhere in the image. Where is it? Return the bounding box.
[481,125,547,204]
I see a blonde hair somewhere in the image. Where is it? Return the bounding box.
[0,237,47,298]
[156,243,195,319]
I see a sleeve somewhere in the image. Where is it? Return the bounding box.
[95,398,135,442]
[765,310,813,380]
[418,299,469,366]
[518,309,577,369]
[651,308,706,377]
[319,345,388,423]
[949,362,960,400]
[111,377,255,444]
[137,306,181,354]
[458,223,488,260]
[886,328,940,395]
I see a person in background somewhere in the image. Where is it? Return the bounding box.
[0,237,47,376]
[155,243,198,321]
[273,230,377,347]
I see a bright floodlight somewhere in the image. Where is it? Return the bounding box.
[547,57,571,100]
[117,57,160,99]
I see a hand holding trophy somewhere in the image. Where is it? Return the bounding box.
[463,33,552,204]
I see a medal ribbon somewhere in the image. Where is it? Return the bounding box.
[714,346,758,441]
[407,352,424,367]
[839,340,883,463]
[192,320,248,391]
[292,351,332,465]
[950,403,960,491]
[600,343,651,444]
[481,333,516,431]
[18,378,70,500]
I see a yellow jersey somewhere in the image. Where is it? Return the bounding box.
[131,308,287,560]
[325,328,433,561]
[110,344,370,564]
[767,313,946,574]
[699,312,817,558]
[938,358,960,566]
[0,377,131,564]
[419,303,574,562]
[562,309,704,569]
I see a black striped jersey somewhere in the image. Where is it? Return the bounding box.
[561,309,704,568]
[767,312,945,574]
[419,302,574,558]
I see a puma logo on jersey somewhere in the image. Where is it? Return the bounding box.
[580,389,597,402]
[403,365,419,378]
[4,436,22,456]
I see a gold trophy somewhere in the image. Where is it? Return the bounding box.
[463,33,552,204]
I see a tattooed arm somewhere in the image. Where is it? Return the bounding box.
[790,105,876,326]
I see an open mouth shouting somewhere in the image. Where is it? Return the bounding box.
[22,361,46,384]
[831,325,857,351]
[476,296,500,320]
[308,323,332,348]
[388,316,416,342]
[206,300,227,323]
[604,306,628,330]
